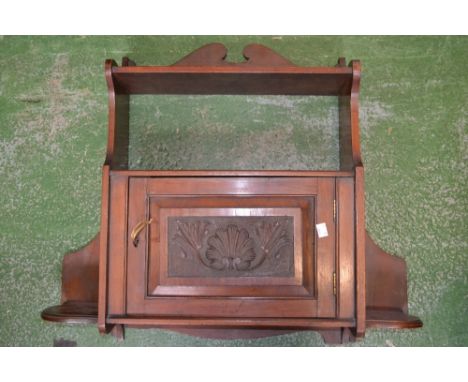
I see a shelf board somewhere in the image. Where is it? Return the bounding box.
[41,301,97,324]
[112,66,353,95]
[366,308,423,329]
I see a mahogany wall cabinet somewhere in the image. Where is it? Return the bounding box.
[41,44,422,344]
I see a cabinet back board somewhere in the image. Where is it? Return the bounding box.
[128,95,340,170]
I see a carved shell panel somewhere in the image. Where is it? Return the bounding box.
[168,216,294,277]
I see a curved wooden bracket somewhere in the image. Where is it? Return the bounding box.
[366,232,408,313]
[61,234,100,304]
[104,59,117,166]
[350,60,362,167]
[105,59,129,169]
[365,232,423,329]
[172,43,295,67]
[337,58,362,170]
[41,235,100,324]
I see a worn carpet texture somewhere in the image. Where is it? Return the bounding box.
[0,36,466,346]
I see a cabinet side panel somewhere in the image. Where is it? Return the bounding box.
[98,165,110,333]
[336,177,355,318]
[355,166,366,337]
[107,174,129,316]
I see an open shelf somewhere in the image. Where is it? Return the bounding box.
[105,44,363,172]
[110,43,353,96]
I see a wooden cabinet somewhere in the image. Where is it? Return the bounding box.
[113,176,336,319]
[41,44,422,344]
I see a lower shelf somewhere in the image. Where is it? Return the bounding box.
[366,308,423,329]
[41,302,422,331]
[41,301,97,324]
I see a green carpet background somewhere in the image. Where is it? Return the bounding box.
[0,36,466,346]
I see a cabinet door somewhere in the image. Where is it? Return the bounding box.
[126,177,336,318]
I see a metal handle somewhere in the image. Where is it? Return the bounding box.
[131,218,153,247]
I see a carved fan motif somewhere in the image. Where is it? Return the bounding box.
[255,221,290,259]
[206,225,256,271]
[172,220,209,262]
[172,219,292,272]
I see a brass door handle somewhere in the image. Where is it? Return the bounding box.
[131,218,153,247]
